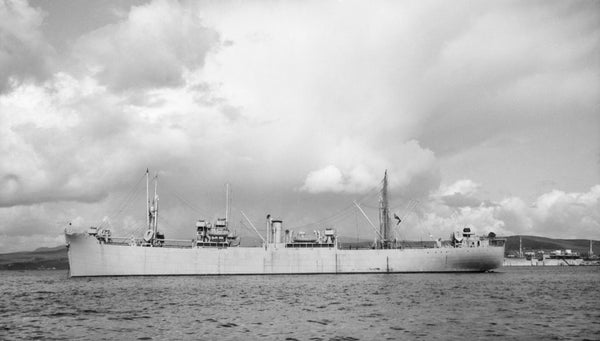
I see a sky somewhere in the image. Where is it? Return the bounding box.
[0,0,599,252]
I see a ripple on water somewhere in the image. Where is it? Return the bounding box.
[0,268,599,340]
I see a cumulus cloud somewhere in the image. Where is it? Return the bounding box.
[434,179,485,208]
[300,165,344,193]
[300,165,380,194]
[528,186,600,238]
[0,74,121,206]
[73,0,220,91]
[0,0,598,252]
[437,179,481,197]
[413,184,600,239]
[497,186,600,238]
[299,140,438,196]
[0,71,203,207]
[0,0,55,92]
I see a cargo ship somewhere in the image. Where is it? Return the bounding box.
[65,171,505,277]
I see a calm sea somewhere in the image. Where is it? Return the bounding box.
[1,267,598,340]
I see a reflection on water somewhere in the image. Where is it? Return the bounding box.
[1,267,599,340]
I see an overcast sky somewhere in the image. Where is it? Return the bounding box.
[1,0,598,252]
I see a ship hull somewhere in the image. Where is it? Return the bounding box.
[66,232,504,277]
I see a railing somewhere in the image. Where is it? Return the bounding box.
[285,242,336,248]
[195,241,230,248]
[105,237,195,248]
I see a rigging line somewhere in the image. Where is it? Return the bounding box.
[353,201,384,240]
[169,190,206,217]
[341,176,386,207]
[98,189,146,230]
[133,224,147,235]
[416,209,434,240]
[238,220,251,232]
[290,214,356,232]
[289,191,380,230]
[124,223,148,238]
[392,200,420,239]
[288,204,356,230]
[358,203,380,209]
[156,176,207,217]
[295,204,356,226]
[96,171,147,228]
[296,215,355,230]
[355,183,383,204]
[287,173,386,230]
[355,206,359,243]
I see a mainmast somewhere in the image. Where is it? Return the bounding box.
[146,169,150,230]
[379,170,391,248]
[145,169,159,244]
[153,172,159,237]
[225,183,230,228]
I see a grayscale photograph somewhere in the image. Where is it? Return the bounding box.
[0,0,598,340]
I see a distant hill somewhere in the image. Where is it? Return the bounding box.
[0,235,596,270]
[32,245,67,252]
[504,235,596,257]
[0,245,68,270]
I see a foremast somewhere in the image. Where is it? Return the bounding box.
[378,170,392,248]
[145,169,159,245]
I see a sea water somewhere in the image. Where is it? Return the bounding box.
[1,267,598,340]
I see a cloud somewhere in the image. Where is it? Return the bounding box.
[415,183,600,239]
[434,179,485,208]
[300,165,381,194]
[417,1,600,154]
[528,186,600,238]
[0,200,76,252]
[73,0,220,91]
[299,140,438,195]
[0,0,598,252]
[494,197,533,233]
[0,72,180,207]
[0,233,66,253]
[300,165,344,193]
[497,186,600,239]
[437,179,481,197]
[0,0,55,92]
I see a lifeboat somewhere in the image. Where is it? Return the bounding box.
[293,232,317,243]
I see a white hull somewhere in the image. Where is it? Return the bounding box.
[66,232,504,277]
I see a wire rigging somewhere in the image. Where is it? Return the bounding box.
[288,178,385,231]
[157,175,208,218]
[97,171,147,229]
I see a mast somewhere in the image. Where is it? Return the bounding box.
[225,183,230,228]
[267,214,272,245]
[379,170,391,248]
[153,172,158,237]
[146,169,150,231]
